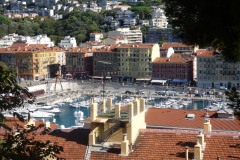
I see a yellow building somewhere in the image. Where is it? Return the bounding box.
[116,43,160,83]
[0,44,62,80]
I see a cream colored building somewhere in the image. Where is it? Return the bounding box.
[116,43,160,82]
[196,49,240,89]
[88,97,146,156]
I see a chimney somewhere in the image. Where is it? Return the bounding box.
[90,102,98,121]
[121,133,129,156]
[115,103,121,118]
[197,131,205,150]
[127,103,134,119]
[139,98,145,112]
[106,97,113,111]
[99,99,106,113]
[185,146,189,160]
[194,138,202,160]
[133,98,139,115]
[203,119,212,132]
[45,121,51,128]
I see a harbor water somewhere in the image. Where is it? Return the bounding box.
[53,95,211,128]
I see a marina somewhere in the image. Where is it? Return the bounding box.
[2,81,232,128]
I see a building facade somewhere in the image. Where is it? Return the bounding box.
[196,50,240,89]
[117,43,160,83]
[65,47,93,79]
[152,54,193,85]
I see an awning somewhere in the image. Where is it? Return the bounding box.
[136,78,151,81]
[91,76,111,79]
[170,79,188,83]
[151,80,167,83]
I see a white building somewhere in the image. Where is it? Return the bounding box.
[90,33,104,42]
[58,36,77,49]
[24,34,55,47]
[0,33,19,47]
[150,7,168,28]
[116,27,142,44]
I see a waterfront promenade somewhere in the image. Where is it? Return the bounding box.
[20,79,224,104]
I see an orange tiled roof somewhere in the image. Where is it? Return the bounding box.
[117,43,154,49]
[90,129,198,160]
[161,42,194,49]
[153,54,192,63]
[35,128,90,159]
[90,128,240,160]
[146,108,240,131]
[204,134,240,159]
[196,49,215,57]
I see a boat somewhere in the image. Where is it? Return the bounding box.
[38,108,62,116]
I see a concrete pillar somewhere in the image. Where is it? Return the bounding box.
[90,102,98,121]
[106,97,112,111]
[99,99,106,113]
[194,138,202,160]
[115,103,121,118]
[203,120,212,132]
[133,98,139,116]
[127,103,134,119]
[139,98,145,112]
[121,134,129,155]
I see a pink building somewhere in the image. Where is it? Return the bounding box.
[152,54,193,85]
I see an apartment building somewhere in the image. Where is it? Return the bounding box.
[152,54,193,85]
[92,45,118,80]
[116,43,160,83]
[89,33,104,42]
[65,47,93,79]
[196,49,240,89]
[116,27,142,44]
[150,7,168,28]
[0,44,63,80]
[58,36,77,49]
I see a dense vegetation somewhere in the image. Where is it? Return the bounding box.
[163,0,240,62]
[0,10,104,44]
[0,0,165,44]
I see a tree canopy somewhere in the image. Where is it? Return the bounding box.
[0,65,63,159]
[225,87,240,119]
[163,0,240,62]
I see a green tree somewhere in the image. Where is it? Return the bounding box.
[0,65,63,159]
[225,87,240,119]
[163,0,240,62]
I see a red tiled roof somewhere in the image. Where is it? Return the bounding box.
[161,43,194,49]
[35,128,90,159]
[196,49,215,57]
[204,134,240,159]
[91,128,240,160]
[153,55,192,63]
[90,129,197,160]
[146,108,240,131]
[117,43,155,49]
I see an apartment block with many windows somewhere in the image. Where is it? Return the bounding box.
[196,49,240,89]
